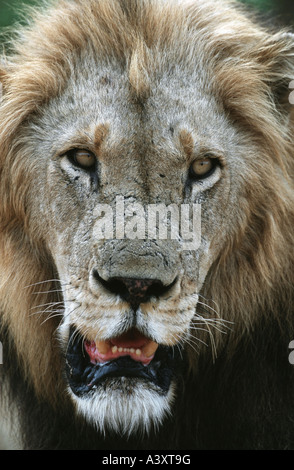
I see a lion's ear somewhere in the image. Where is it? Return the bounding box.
[261,32,294,118]
[0,74,5,100]
[0,58,9,99]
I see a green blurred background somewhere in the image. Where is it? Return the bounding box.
[0,0,293,31]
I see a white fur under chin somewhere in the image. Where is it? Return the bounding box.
[69,378,176,437]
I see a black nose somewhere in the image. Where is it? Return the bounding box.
[93,271,176,308]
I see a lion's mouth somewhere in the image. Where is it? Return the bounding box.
[65,327,181,397]
[84,328,159,366]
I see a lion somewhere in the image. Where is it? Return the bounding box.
[0,0,294,450]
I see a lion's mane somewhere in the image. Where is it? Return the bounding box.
[1,0,294,450]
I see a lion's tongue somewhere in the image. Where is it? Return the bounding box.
[84,329,158,366]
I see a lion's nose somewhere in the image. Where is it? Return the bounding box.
[92,271,176,309]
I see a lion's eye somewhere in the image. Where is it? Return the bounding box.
[189,157,215,179]
[67,149,96,170]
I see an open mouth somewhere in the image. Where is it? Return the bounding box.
[65,327,182,397]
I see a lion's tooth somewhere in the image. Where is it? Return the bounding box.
[142,341,158,358]
[95,340,158,359]
[95,340,110,355]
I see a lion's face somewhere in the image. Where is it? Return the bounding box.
[1,0,294,450]
[20,54,247,434]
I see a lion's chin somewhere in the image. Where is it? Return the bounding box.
[69,378,177,436]
[64,326,181,435]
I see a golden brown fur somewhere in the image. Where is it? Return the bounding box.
[0,0,294,450]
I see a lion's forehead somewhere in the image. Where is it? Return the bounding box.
[32,55,235,164]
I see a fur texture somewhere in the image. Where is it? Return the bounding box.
[0,0,294,449]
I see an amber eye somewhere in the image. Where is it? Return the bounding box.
[67,149,96,170]
[189,157,215,179]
